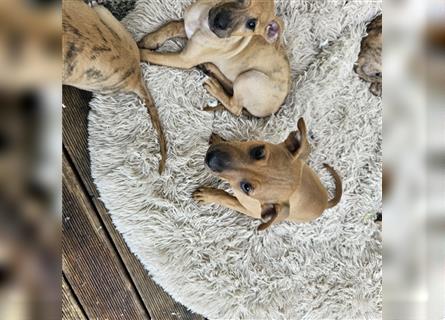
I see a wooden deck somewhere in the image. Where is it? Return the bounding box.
[62,86,204,320]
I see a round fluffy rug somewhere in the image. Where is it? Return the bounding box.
[88,0,382,319]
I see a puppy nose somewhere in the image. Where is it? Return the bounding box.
[213,10,231,30]
[205,148,231,172]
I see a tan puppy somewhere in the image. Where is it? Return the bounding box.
[63,0,167,173]
[193,118,342,230]
[354,15,382,97]
[138,0,290,117]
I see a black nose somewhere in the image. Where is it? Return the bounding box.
[205,148,231,172]
[213,10,231,30]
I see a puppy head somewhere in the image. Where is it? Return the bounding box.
[354,15,382,83]
[208,0,283,44]
[205,119,309,208]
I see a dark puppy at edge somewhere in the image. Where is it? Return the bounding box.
[62,0,167,173]
[355,14,382,97]
[193,118,342,230]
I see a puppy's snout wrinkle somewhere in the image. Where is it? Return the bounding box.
[205,147,232,172]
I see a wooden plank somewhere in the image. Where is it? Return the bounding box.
[62,276,87,320]
[62,153,149,320]
[62,85,204,320]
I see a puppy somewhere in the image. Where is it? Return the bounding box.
[193,118,342,230]
[62,0,167,173]
[138,0,290,117]
[355,14,382,97]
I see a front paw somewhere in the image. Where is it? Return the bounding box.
[193,187,213,204]
[203,77,223,99]
[370,82,382,97]
[137,37,160,50]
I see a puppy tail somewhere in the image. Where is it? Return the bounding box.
[323,163,342,208]
[133,80,167,174]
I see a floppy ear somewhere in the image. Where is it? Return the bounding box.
[264,17,283,44]
[209,132,226,145]
[282,118,310,160]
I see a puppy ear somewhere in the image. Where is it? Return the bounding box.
[282,118,310,159]
[209,132,226,145]
[264,17,283,44]
[283,130,300,154]
[257,204,278,231]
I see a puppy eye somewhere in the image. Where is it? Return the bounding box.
[250,145,265,160]
[240,181,253,194]
[246,19,257,30]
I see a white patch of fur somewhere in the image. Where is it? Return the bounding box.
[88,0,382,319]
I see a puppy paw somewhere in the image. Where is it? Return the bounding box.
[137,37,160,50]
[203,104,224,112]
[203,77,223,98]
[370,82,382,97]
[192,187,213,204]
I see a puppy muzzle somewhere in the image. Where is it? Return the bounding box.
[208,0,249,39]
[209,7,233,38]
[205,146,232,172]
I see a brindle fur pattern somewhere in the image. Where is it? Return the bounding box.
[62,0,167,173]
[355,14,382,97]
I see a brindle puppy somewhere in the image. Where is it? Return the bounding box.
[355,15,382,97]
[62,0,167,173]
[193,118,342,230]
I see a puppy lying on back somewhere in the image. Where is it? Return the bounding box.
[62,0,167,173]
[355,14,382,97]
[138,0,290,117]
[193,118,342,230]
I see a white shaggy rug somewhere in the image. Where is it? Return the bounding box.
[88,0,382,319]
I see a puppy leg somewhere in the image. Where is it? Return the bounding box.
[199,63,233,95]
[140,50,193,68]
[370,82,382,97]
[203,77,242,116]
[138,20,186,50]
[204,70,282,117]
[140,39,206,69]
[193,187,251,216]
[200,64,233,112]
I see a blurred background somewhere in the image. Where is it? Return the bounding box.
[0,0,60,319]
[385,0,445,319]
[0,0,443,319]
